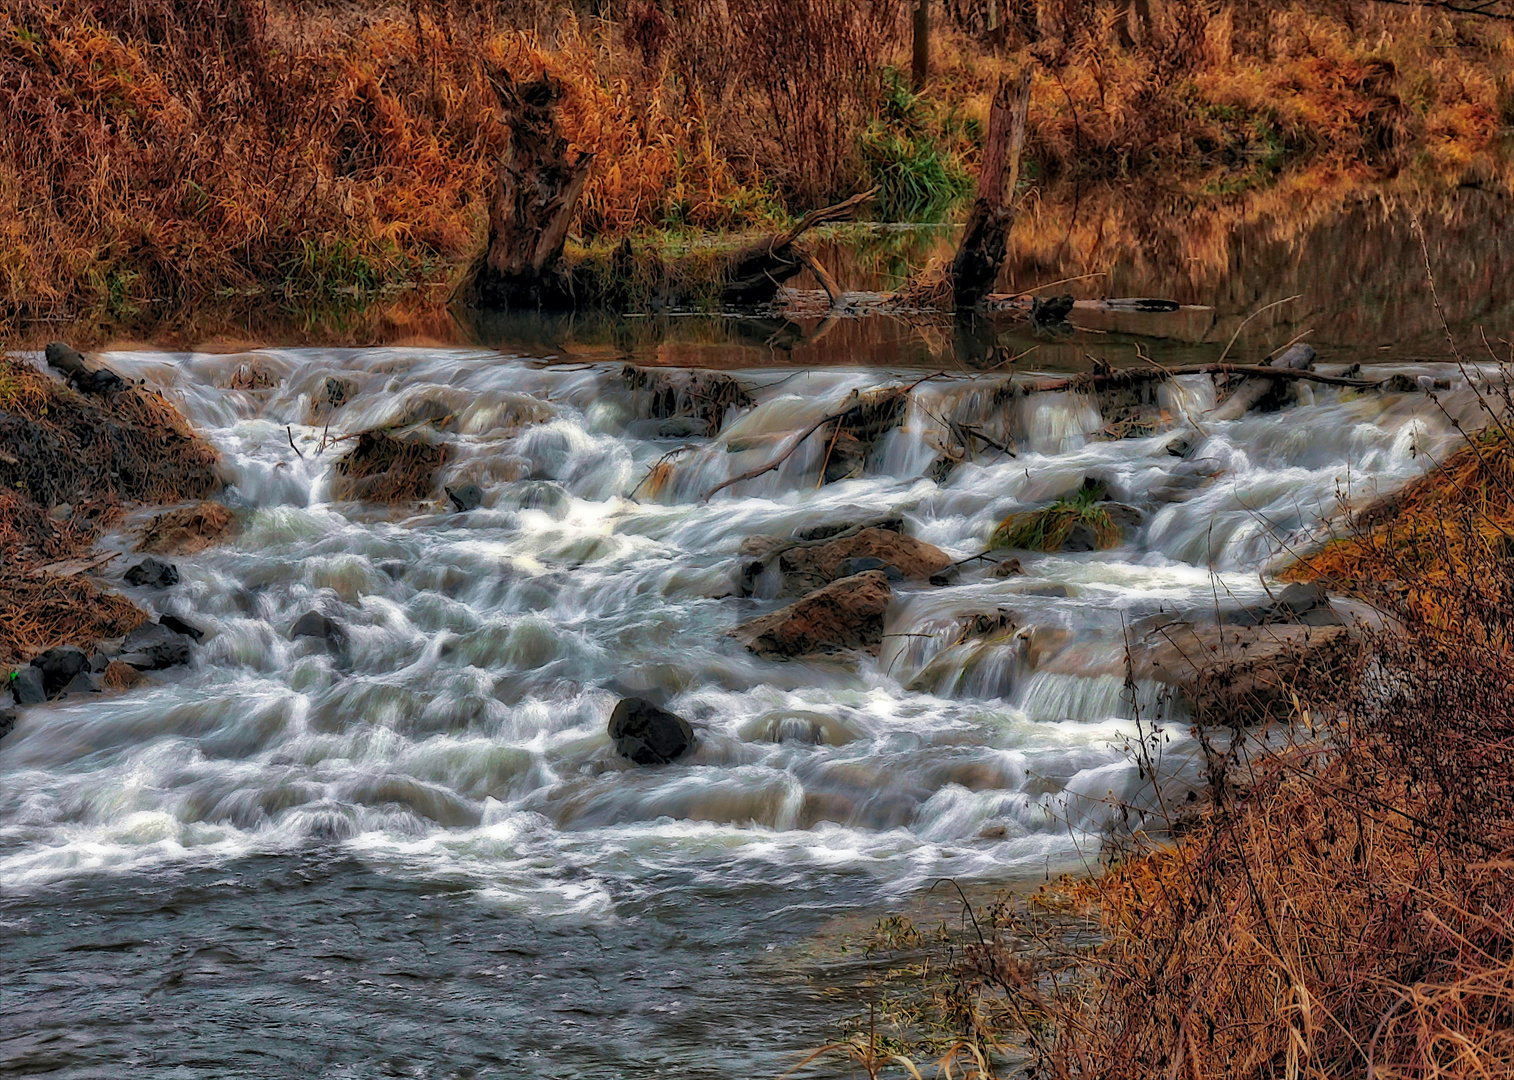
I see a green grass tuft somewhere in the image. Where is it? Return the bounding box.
[990,479,1122,552]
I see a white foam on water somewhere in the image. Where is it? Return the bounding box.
[0,347,1479,914]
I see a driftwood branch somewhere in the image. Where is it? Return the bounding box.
[798,250,845,308]
[702,404,853,502]
[1014,363,1384,395]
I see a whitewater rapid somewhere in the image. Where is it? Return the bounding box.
[0,347,1473,918]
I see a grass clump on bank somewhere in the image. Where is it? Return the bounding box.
[0,355,221,665]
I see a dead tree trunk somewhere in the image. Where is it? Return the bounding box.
[462,71,594,310]
[951,68,1032,310]
[912,0,930,89]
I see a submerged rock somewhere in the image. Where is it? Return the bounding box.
[740,525,952,597]
[290,611,346,651]
[30,646,89,698]
[124,558,180,588]
[731,569,893,659]
[608,697,696,765]
[445,483,484,512]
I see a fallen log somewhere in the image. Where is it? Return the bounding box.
[1013,358,1380,396]
[1207,344,1317,421]
[716,190,873,307]
[951,68,1033,310]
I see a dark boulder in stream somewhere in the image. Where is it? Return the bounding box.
[117,621,195,671]
[291,611,346,651]
[732,569,893,659]
[0,709,14,742]
[608,697,695,765]
[445,483,484,512]
[124,558,180,588]
[9,667,46,706]
[30,646,89,697]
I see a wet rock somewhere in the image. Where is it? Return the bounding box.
[291,611,346,650]
[1218,583,1341,628]
[1165,435,1195,458]
[44,342,124,395]
[137,502,235,555]
[1132,619,1353,725]
[60,670,100,696]
[608,697,696,765]
[30,646,89,698]
[445,483,484,512]
[731,570,893,659]
[0,709,14,742]
[158,614,204,642]
[117,621,194,671]
[794,517,903,542]
[758,527,953,597]
[992,557,1024,578]
[324,377,352,408]
[9,667,46,706]
[125,557,180,588]
[74,367,125,395]
[44,341,89,379]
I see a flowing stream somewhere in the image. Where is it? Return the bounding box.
[0,343,1478,1077]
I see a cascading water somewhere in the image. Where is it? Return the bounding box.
[0,345,1476,1076]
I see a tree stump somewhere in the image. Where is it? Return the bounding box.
[951,67,1032,311]
[461,71,594,310]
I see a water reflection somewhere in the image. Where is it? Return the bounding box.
[8,181,1508,371]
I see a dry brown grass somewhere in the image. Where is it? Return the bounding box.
[0,567,148,666]
[1,1,1509,317]
[0,355,220,665]
[331,429,449,503]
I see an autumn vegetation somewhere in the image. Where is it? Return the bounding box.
[816,368,1514,1076]
[0,0,1511,322]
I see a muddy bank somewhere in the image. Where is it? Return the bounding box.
[0,347,224,707]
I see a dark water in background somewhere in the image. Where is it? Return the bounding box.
[1,189,1508,1078]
